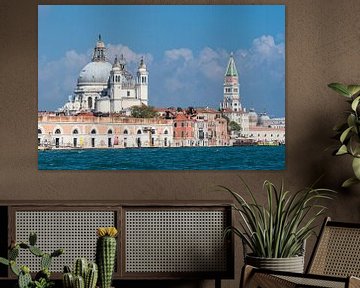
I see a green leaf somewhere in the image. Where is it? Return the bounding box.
[347,114,356,127]
[342,177,360,188]
[351,96,360,111]
[0,257,9,266]
[328,83,351,97]
[349,135,360,156]
[352,157,360,179]
[347,85,360,97]
[340,126,353,143]
[336,144,348,155]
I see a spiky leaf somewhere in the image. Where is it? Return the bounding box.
[29,232,37,246]
[29,246,44,257]
[41,254,52,270]
[19,243,29,249]
[9,247,19,261]
[18,271,32,288]
[50,248,63,257]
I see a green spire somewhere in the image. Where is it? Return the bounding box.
[225,53,238,77]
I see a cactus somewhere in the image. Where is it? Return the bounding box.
[96,227,118,288]
[63,272,74,288]
[9,246,19,260]
[29,245,44,257]
[18,270,32,288]
[63,259,98,288]
[29,232,37,246]
[85,263,98,288]
[41,253,52,270]
[0,233,63,288]
[73,275,85,288]
[74,258,87,279]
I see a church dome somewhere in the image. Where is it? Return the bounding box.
[248,108,258,123]
[77,61,112,85]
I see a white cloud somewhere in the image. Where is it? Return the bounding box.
[242,35,285,68]
[107,44,153,66]
[38,50,88,110]
[164,48,193,63]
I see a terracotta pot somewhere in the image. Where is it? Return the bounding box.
[245,254,305,273]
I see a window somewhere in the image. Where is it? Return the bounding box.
[137,129,142,135]
[181,131,185,138]
[123,129,128,135]
[142,76,146,84]
[174,123,177,128]
[91,129,96,134]
[127,91,130,97]
[181,122,185,127]
[55,129,61,134]
[38,128,42,134]
[88,97,93,109]
[164,130,169,135]
[73,129,78,134]
[108,129,113,134]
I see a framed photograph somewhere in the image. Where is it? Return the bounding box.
[38,5,285,170]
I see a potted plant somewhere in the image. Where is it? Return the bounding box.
[328,83,360,187]
[0,232,63,288]
[222,179,334,273]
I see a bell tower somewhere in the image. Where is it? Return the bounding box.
[221,53,241,112]
[92,34,106,62]
[136,57,149,105]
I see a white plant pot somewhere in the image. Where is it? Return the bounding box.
[245,254,305,273]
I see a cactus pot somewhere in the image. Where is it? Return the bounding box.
[245,254,305,273]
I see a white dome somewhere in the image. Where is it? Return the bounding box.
[77,61,112,84]
[248,109,258,123]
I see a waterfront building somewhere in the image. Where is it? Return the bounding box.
[38,113,172,149]
[60,35,148,115]
[172,113,196,147]
[196,108,229,146]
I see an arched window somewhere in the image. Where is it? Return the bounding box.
[164,130,169,135]
[137,129,142,135]
[123,129,128,135]
[91,129,96,134]
[38,128,42,134]
[73,129,79,134]
[108,129,113,134]
[174,123,177,128]
[55,129,61,134]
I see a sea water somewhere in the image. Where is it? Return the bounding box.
[38,146,285,170]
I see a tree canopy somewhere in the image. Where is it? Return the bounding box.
[229,120,242,131]
[130,105,157,118]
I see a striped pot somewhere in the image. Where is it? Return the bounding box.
[245,254,305,273]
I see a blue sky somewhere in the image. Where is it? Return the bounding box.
[38,5,285,117]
